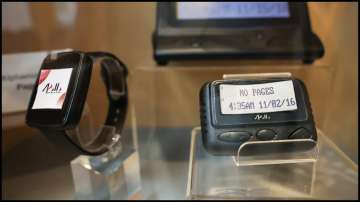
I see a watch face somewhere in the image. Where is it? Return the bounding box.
[32,68,73,109]
[26,52,92,129]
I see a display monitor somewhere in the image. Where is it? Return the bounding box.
[153,2,325,65]
[176,2,290,20]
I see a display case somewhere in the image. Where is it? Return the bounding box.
[2,2,358,200]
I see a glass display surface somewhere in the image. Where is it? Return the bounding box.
[176,2,290,20]
[2,66,358,200]
[32,68,73,109]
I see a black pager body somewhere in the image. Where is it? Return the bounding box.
[200,78,317,156]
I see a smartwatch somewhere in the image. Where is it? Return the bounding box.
[200,78,317,156]
[26,51,128,155]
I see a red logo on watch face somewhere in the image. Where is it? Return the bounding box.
[38,69,51,85]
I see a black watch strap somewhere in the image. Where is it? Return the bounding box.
[40,129,83,159]
[87,52,128,129]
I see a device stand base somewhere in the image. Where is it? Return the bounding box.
[70,105,142,200]
[71,149,141,200]
[187,127,318,200]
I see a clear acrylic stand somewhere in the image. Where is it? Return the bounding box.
[187,73,319,199]
[233,138,318,166]
[69,103,142,200]
[187,127,319,200]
